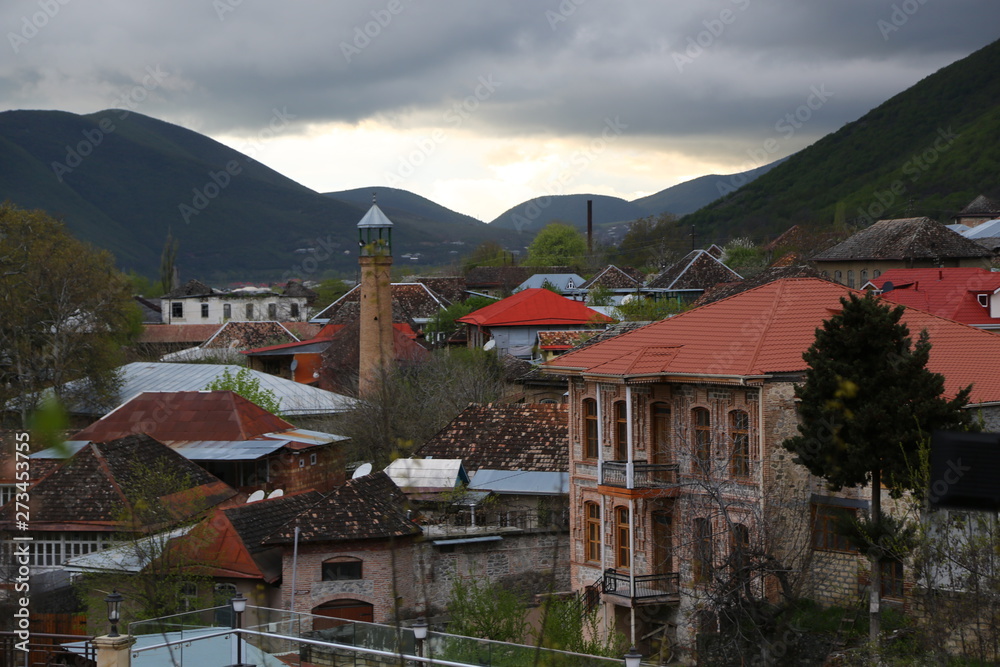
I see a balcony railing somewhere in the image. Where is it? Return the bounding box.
[601,460,679,489]
[602,568,680,602]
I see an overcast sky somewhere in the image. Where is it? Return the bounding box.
[3,1,997,221]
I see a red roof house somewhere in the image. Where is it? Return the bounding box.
[458,288,612,358]
[867,268,1000,331]
[62,391,348,494]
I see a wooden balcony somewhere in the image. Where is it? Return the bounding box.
[602,568,680,606]
[600,461,679,489]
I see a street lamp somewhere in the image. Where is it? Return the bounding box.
[412,617,429,658]
[623,645,642,667]
[231,593,249,666]
[104,590,123,638]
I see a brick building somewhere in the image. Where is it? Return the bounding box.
[543,277,1000,660]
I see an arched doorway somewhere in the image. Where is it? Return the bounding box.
[311,599,374,630]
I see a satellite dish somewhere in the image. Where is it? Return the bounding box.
[882,281,895,293]
[247,490,266,503]
[267,489,284,499]
[352,462,373,479]
[483,339,496,351]
[290,359,298,371]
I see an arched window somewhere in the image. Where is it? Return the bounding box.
[651,403,671,464]
[860,269,868,285]
[847,270,855,288]
[693,518,712,583]
[583,398,598,460]
[730,410,750,477]
[873,269,881,279]
[692,408,711,472]
[834,270,842,284]
[615,506,630,569]
[585,502,601,562]
[322,556,363,581]
[614,401,628,461]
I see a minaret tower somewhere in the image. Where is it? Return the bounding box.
[357,194,394,396]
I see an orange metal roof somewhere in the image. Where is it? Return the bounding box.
[457,288,613,327]
[545,277,1000,404]
[71,391,295,443]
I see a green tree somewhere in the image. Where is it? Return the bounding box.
[524,222,587,267]
[424,296,496,342]
[0,203,140,425]
[204,367,282,416]
[611,295,689,322]
[462,240,510,271]
[721,236,766,278]
[612,213,680,271]
[312,277,351,308]
[782,292,975,649]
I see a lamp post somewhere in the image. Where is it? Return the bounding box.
[231,593,249,667]
[104,590,123,638]
[412,617,429,659]
[623,645,642,667]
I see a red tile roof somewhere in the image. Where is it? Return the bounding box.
[139,324,223,344]
[457,288,613,327]
[71,391,294,443]
[870,268,1000,327]
[544,277,1000,405]
[0,434,235,531]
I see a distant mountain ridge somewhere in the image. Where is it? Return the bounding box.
[487,160,784,233]
[681,37,1000,242]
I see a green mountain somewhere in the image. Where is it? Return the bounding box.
[631,159,786,218]
[681,38,1000,242]
[0,110,515,283]
[488,160,785,234]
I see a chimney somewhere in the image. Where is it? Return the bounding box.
[587,199,593,255]
[357,194,394,397]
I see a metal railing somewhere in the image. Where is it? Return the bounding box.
[601,461,679,488]
[602,568,680,602]
[0,632,95,667]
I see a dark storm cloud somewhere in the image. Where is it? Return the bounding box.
[1,0,997,154]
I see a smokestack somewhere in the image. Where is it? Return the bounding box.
[587,199,593,255]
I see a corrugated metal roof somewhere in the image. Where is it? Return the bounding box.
[63,526,194,573]
[384,458,469,489]
[62,362,355,416]
[470,469,569,495]
[170,439,287,460]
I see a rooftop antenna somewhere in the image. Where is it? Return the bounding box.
[372,192,377,205]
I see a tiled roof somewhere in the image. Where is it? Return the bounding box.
[580,265,643,290]
[456,288,612,327]
[174,489,325,581]
[415,403,568,473]
[202,321,299,349]
[281,322,323,339]
[413,276,467,304]
[71,391,295,443]
[280,280,319,301]
[2,434,234,530]
[869,268,1000,327]
[224,490,324,553]
[693,265,824,306]
[545,277,1000,405]
[313,283,450,323]
[265,472,420,544]
[812,217,993,262]
[646,250,742,290]
[162,279,217,298]
[958,195,1000,217]
[538,330,601,349]
[138,324,223,344]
